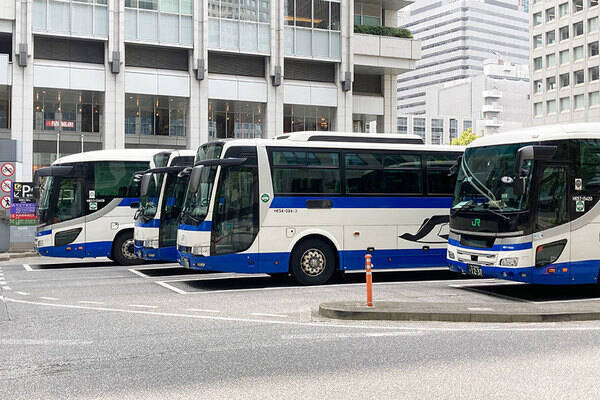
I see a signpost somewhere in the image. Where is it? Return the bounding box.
[10,182,37,226]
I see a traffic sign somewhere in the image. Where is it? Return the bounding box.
[1,162,15,177]
[0,195,10,209]
[0,179,11,193]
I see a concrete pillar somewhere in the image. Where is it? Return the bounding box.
[382,73,398,133]
[105,0,125,149]
[266,0,284,138]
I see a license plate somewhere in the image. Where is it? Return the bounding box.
[468,264,483,277]
[182,258,190,268]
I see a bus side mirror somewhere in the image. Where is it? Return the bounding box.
[449,155,462,176]
[188,166,203,194]
[515,145,557,174]
[140,174,152,197]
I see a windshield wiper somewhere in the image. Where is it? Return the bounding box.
[182,209,201,224]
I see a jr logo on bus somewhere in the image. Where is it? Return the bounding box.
[472,218,481,227]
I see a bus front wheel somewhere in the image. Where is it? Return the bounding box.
[290,239,336,285]
[112,231,143,266]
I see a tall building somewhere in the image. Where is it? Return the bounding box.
[530,0,600,124]
[398,58,530,144]
[0,0,420,180]
[396,0,529,115]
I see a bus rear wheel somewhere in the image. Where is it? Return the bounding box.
[290,239,336,285]
[112,231,143,266]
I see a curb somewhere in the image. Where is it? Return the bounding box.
[318,301,600,323]
[0,252,37,261]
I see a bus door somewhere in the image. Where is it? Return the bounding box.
[532,163,571,279]
[53,175,87,257]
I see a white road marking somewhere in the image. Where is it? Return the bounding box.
[251,312,288,318]
[1,339,94,346]
[39,296,59,301]
[532,298,600,304]
[186,308,221,313]
[155,280,188,294]
[15,291,29,296]
[78,301,105,305]
[282,332,423,340]
[23,264,33,271]
[128,304,159,309]
[128,268,150,278]
[468,307,494,311]
[128,264,184,278]
[8,296,600,332]
[2,286,11,290]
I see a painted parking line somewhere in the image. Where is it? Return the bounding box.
[78,301,105,305]
[39,296,59,301]
[128,304,159,309]
[186,308,221,313]
[23,264,33,271]
[15,291,29,296]
[2,286,11,290]
[251,312,288,318]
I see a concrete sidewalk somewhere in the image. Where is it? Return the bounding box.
[319,300,600,322]
[0,251,37,261]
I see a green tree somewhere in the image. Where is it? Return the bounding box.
[451,128,480,146]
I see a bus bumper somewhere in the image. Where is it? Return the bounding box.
[134,243,178,262]
[448,259,578,284]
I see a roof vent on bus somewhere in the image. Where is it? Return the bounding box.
[275,131,424,145]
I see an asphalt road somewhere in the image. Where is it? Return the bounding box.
[2,257,600,399]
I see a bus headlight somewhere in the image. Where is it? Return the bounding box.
[447,250,456,260]
[144,240,159,249]
[192,246,210,257]
[500,257,518,267]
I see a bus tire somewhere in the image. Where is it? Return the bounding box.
[290,239,336,285]
[112,231,143,266]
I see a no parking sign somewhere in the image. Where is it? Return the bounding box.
[1,162,15,177]
[0,179,11,193]
[1,195,10,209]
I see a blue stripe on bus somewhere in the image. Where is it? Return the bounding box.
[36,229,52,237]
[178,221,212,232]
[135,219,161,228]
[448,238,532,251]
[118,198,140,207]
[134,243,178,262]
[269,196,452,209]
[36,241,113,259]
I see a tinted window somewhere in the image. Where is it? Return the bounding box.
[579,140,600,192]
[93,161,149,198]
[426,153,461,195]
[536,166,568,231]
[270,149,341,195]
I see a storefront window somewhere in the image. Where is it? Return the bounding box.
[33,88,103,133]
[208,100,265,139]
[125,94,187,136]
[0,85,10,129]
[284,104,335,133]
[352,114,379,133]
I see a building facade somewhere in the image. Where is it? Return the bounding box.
[0,0,420,180]
[396,0,529,115]
[398,58,530,144]
[530,0,600,124]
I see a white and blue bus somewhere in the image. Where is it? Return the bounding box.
[177,132,464,285]
[448,123,600,285]
[34,149,169,265]
[134,150,195,262]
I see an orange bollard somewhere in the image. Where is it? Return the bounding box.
[365,253,373,307]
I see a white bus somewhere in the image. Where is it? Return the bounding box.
[134,149,195,262]
[34,149,170,265]
[448,123,600,285]
[177,133,464,285]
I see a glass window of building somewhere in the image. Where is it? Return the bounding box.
[546,53,556,67]
[208,100,265,139]
[547,99,557,113]
[534,79,543,94]
[0,85,9,130]
[559,25,569,40]
[33,0,108,38]
[559,49,569,64]
[283,104,335,133]
[559,2,569,16]
[589,17,599,31]
[33,88,103,134]
[431,119,443,145]
[591,0,599,7]
[574,45,584,61]
[533,12,542,25]
[560,72,570,87]
[413,118,425,142]
[125,94,187,136]
[449,119,458,141]
[560,96,571,111]
[352,114,379,133]
[574,94,585,109]
[354,1,381,26]
[573,0,583,12]
[397,116,407,134]
[589,66,599,81]
[590,91,600,106]
[533,34,542,49]
[463,120,472,131]
[534,57,543,70]
[546,7,555,21]
[546,30,556,45]
[124,0,193,45]
[589,41,599,56]
[574,69,584,84]
[547,76,557,90]
[573,21,584,36]
[208,0,271,53]
[534,102,543,117]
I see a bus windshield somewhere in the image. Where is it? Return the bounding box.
[138,173,161,221]
[453,143,533,212]
[180,166,217,225]
[37,175,85,226]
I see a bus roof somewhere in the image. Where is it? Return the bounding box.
[167,149,195,165]
[277,131,425,144]
[469,123,600,148]
[217,137,464,153]
[52,149,172,165]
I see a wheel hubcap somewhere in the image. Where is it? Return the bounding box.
[122,239,136,260]
[300,249,326,276]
